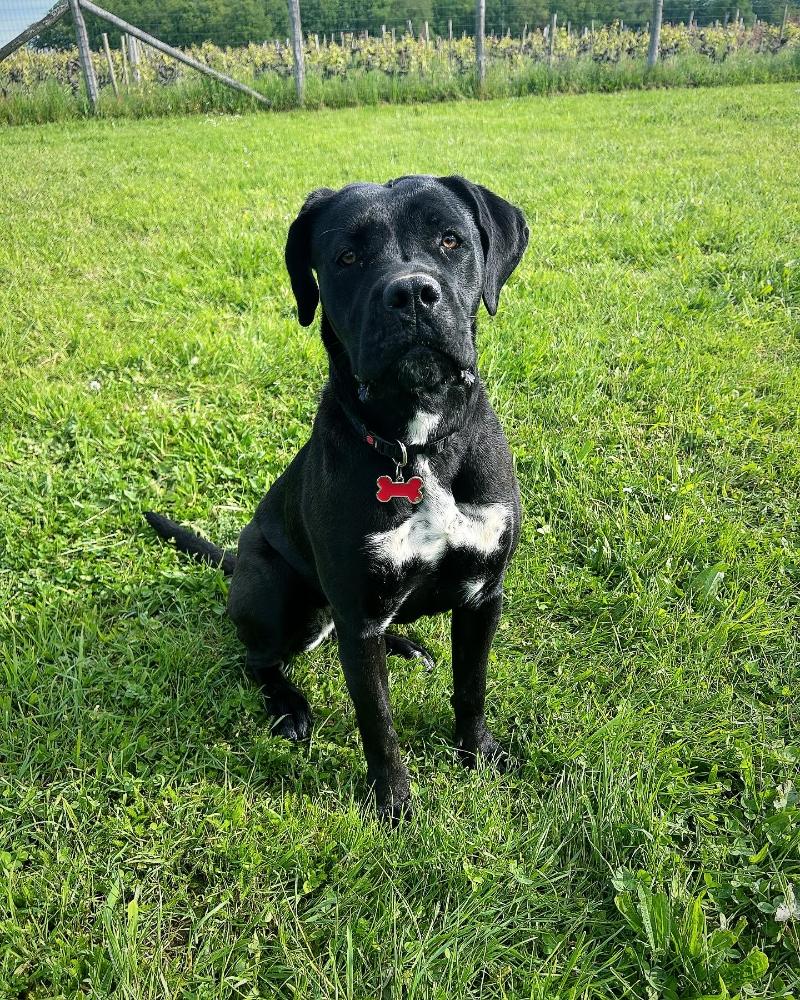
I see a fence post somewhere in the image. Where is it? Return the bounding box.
[70,0,98,110]
[79,0,272,105]
[287,0,305,105]
[0,0,68,63]
[548,12,557,65]
[101,31,118,96]
[475,0,486,92]
[127,32,140,84]
[780,2,789,40]
[688,10,694,30]
[120,33,129,85]
[647,0,663,68]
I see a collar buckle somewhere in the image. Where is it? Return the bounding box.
[394,440,408,482]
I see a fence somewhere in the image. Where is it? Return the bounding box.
[1,0,799,114]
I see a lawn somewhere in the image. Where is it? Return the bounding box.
[1,83,799,998]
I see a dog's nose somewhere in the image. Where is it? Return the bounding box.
[383,273,442,312]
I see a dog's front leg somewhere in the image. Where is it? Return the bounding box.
[336,626,411,822]
[451,594,510,771]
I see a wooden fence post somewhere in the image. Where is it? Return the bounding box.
[101,31,118,96]
[780,2,789,40]
[548,12,557,65]
[70,0,98,110]
[476,0,486,92]
[78,0,271,105]
[0,0,68,62]
[287,0,305,105]
[127,32,140,85]
[647,0,663,68]
[120,33,129,86]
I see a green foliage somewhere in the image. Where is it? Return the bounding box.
[613,876,771,995]
[2,21,799,126]
[31,0,798,51]
[1,83,800,997]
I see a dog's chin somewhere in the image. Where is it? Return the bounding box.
[366,345,460,395]
[396,347,455,392]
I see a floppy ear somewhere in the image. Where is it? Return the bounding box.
[284,187,335,327]
[438,176,529,316]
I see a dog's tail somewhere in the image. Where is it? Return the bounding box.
[144,511,237,576]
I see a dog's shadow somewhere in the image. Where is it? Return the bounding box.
[89,584,472,809]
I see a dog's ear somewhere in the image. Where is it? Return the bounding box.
[438,176,528,316]
[284,187,335,327]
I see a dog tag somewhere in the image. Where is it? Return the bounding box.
[376,475,424,504]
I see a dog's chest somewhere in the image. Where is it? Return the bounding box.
[366,463,508,572]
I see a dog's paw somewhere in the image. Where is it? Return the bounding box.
[376,792,413,826]
[370,766,412,825]
[384,632,435,672]
[267,685,313,741]
[456,728,511,773]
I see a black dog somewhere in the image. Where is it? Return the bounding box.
[146,175,528,820]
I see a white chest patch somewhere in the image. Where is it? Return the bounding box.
[366,461,508,570]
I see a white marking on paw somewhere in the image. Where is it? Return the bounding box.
[367,461,508,570]
[405,410,441,445]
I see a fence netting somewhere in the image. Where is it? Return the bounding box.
[1,0,799,112]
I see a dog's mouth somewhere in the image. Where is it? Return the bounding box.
[394,345,459,391]
[360,344,466,395]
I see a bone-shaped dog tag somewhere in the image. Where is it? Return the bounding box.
[376,475,424,504]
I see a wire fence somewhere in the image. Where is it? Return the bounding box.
[1,0,799,122]
[2,0,798,51]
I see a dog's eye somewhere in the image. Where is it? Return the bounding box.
[441,233,460,251]
[337,249,357,266]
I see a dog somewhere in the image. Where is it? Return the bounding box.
[146,175,528,821]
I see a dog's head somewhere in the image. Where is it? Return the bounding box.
[285,176,528,395]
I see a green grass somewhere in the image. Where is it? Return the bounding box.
[2,47,800,126]
[1,83,799,997]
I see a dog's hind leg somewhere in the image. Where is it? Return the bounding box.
[227,521,327,741]
[385,632,435,672]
